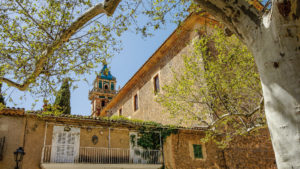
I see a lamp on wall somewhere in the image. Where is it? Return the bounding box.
[14,147,25,169]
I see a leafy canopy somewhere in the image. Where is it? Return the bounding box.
[0,0,192,103]
[0,0,121,93]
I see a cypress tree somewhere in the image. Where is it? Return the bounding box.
[54,79,71,114]
[0,83,5,106]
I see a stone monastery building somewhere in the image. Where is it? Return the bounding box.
[98,13,211,125]
[0,13,276,169]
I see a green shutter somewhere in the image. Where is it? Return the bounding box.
[99,80,102,89]
[193,144,203,158]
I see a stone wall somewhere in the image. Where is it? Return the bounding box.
[110,22,205,126]
[22,116,47,169]
[164,128,276,169]
[164,130,223,169]
[222,129,276,169]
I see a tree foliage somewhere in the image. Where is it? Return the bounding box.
[157,29,265,146]
[0,0,191,102]
[54,78,71,115]
[0,0,122,94]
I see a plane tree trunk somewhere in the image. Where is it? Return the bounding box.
[194,0,300,168]
[252,2,300,168]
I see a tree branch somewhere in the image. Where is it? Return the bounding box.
[247,124,267,133]
[0,0,121,91]
[207,97,264,129]
[184,107,210,126]
[246,97,264,117]
[194,0,263,42]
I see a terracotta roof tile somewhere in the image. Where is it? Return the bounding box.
[0,107,25,115]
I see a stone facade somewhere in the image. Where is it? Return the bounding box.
[105,13,212,126]
[164,129,276,169]
[109,34,190,125]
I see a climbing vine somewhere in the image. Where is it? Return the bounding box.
[137,125,178,150]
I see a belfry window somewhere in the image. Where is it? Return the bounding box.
[99,80,102,89]
[111,83,114,90]
[104,84,108,90]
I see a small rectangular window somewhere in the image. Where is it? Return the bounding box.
[134,94,138,111]
[154,75,160,94]
[119,108,122,116]
[193,144,203,159]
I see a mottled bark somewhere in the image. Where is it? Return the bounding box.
[194,0,300,168]
[253,1,300,168]
[194,0,262,42]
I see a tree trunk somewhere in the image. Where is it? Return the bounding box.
[250,6,300,168]
[193,0,300,168]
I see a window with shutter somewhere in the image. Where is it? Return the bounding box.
[193,144,203,159]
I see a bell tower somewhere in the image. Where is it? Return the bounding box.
[89,62,116,117]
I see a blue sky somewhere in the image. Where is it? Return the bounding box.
[6,17,177,116]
